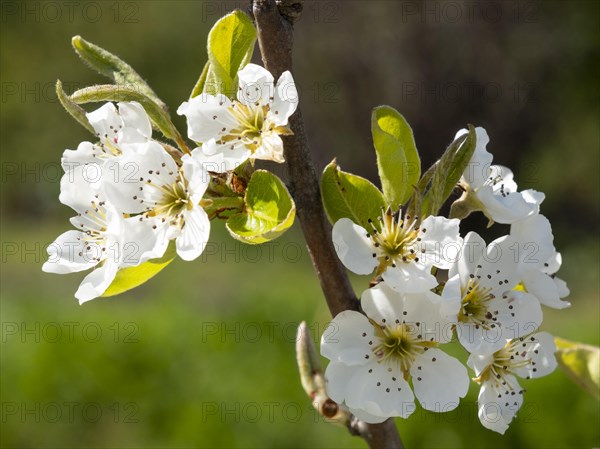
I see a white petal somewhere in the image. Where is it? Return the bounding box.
[381,263,438,294]
[477,375,523,434]
[320,311,373,366]
[362,285,450,343]
[467,352,495,378]
[200,140,251,172]
[86,102,121,142]
[117,101,152,143]
[511,332,558,379]
[177,94,237,142]
[476,187,541,224]
[61,141,100,168]
[489,165,518,194]
[522,269,571,309]
[460,126,492,188]
[75,261,119,304]
[411,348,469,412]
[332,218,378,275]
[103,141,177,214]
[176,206,211,261]
[440,274,462,320]
[347,407,389,424]
[510,214,555,270]
[494,291,543,343]
[120,216,169,266]
[253,133,285,163]
[237,63,275,106]
[269,70,298,125]
[59,165,103,213]
[453,231,486,287]
[417,216,461,269]
[181,153,210,204]
[327,362,416,420]
[42,230,99,274]
[553,276,570,299]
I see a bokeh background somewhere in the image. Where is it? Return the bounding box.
[1,1,598,448]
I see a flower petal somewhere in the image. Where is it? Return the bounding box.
[199,140,251,173]
[42,230,99,274]
[177,94,237,143]
[477,374,524,434]
[459,126,492,188]
[320,310,373,366]
[269,70,298,126]
[522,269,571,309]
[75,260,119,304]
[416,216,461,269]
[332,218,378,275]
[237,63,275,107]
[117,101,152,143]
[511,332,558,379]
[411,348,469,412]
[176,206,211,261]
[381,262,438,294]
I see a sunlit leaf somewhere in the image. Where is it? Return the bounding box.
[321,159,385,230]
[555,337,600,400]
[226,170,295,244]
[371,105,420,209]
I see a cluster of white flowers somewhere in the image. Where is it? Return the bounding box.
[322,127,569,433]
[43,64,298,303]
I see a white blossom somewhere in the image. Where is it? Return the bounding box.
[442,232,543,355]
[177,64,298,172]
[456,127,544,225]
[103,142,211,261]
[332,209,461,293]
[321,282,469,422]
[510,214,570,309]
[468,332,557,434]
[42,166,162,303]
[62,102,153,170]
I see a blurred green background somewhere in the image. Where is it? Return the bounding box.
[1,1,598,448]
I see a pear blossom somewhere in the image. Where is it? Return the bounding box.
[177,63,298,172]
[61,102,153,170]
[468,332,557,434]
[510,214,571,309]
[442,232,543,355]
[321,282,469,422]
[454,127,544,225]
[103,142,211,261]
[42,166,163,303]
[332,209,461,293]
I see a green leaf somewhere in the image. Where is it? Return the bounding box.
[555,337,600,400]
[206,10,256,96]
[321,159,386,230]
[421,125,476,216]
[190,61,211,98]
[56,79,95,134]
[102,244,176,297]
[226,170,295,244]
[69,84,188,151]
[72,35,166,111]
[371,106,420,209]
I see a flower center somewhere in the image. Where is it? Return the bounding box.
[458,279,496,328]
[368,209,421,272]
[475,337,535,388]
[372,321,435,375]
[147,171,191,226]
[224,103,270,152]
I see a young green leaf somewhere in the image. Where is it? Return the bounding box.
[226,170,295,244]
[72,35,166,111]
[69,84,189,153]
[190,61,211,98]
[421,125,476,217]
[555,337,600,400]
[371,106,420,210]
[55,79,95,134]
[102,244,177,297]
[321,159,386,230]
[206,10,256,96]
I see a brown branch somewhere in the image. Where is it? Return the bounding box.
[251,1,404,448]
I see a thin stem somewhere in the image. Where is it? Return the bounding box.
[250,1,404,448]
